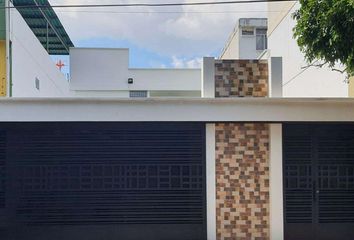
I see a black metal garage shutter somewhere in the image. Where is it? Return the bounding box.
[0,123,206,240]
[284,124,354,240]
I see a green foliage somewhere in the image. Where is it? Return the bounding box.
[293,0,354,77]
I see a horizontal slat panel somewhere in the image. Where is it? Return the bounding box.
[17,191,204,225]
[319,190,354,223]
[285,190,313,223]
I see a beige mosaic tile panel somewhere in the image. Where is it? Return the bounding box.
[215,123,270,240]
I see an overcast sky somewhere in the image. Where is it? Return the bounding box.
[50,0,267,68]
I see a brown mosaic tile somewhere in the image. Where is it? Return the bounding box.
[215,123,270,240]
[215,60,268,98]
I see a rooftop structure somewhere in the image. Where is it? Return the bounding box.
[220,18,267,60]
[13,0,74,55]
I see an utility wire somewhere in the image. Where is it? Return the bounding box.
[55,10,286,14]
[283,61,319,87]
[3,0,298,9]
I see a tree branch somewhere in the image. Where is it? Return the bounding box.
[331,68,347,74]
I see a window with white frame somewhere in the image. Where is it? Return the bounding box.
[256,28,267,51]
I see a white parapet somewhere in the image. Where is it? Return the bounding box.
[0,98,353,122]
[70,48,201,93]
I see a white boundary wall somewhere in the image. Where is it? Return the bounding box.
[0,97,353,121]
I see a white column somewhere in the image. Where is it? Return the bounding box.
[269,55,284,239]
[269,124,284,240]
[203,56,216,240]
[269,57,283,97]
[202,57,215,98]
[206,123,216,240]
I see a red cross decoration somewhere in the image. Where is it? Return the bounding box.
[56,60,65,71]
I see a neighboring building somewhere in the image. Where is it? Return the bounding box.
[0,0,72,97]
[221,12,350,98]
[0,1,200,98]
[70,48,201,97]
[220,18,268,60]
[267,2,348,97]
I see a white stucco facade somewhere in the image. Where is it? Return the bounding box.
[267,2,348,97]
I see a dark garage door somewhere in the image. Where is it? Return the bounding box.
[284,124,354,240]
[0,123,206,240]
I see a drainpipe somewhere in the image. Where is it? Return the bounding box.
[5,0,12,97]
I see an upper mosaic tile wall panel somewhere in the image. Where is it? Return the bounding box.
[215,60,268,98]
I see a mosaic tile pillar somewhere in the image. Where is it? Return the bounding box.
[214,60,270,240]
